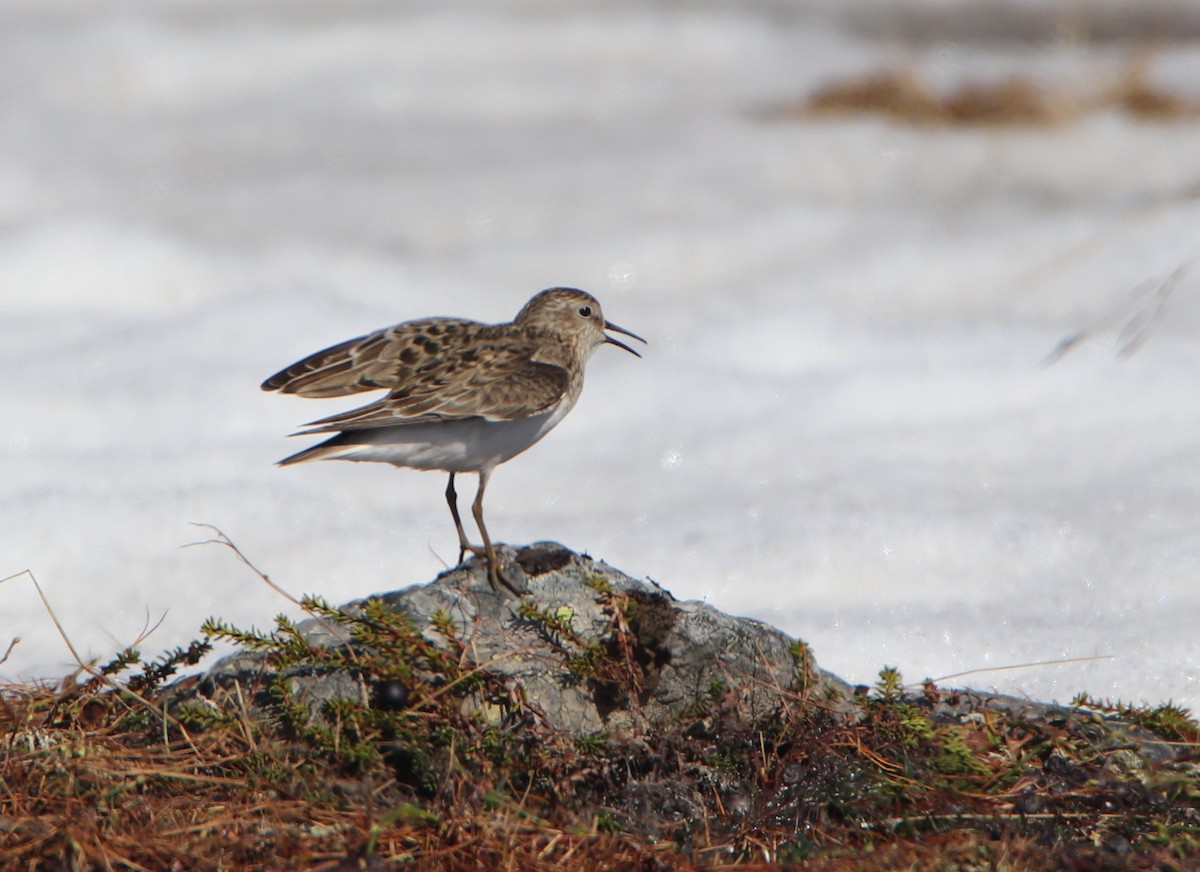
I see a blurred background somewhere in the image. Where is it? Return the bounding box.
[3,0,1200,709]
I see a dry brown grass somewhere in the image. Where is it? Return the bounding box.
[789,59,1200,127]
[4,646,1199,869]
[0,677,685,870]
[3,552,1199,869]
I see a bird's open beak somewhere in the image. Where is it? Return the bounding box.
[604,320,647,358]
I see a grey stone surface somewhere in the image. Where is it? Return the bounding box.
[183,542,855,735]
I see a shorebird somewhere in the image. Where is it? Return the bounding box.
[262,287,645,593]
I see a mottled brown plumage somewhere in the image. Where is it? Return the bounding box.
[262,287,644,593]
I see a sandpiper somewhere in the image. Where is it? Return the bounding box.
[262,287,645,593]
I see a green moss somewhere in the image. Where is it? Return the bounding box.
[1073,692,1200,744]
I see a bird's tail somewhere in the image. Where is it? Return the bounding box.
[277,433,355,466]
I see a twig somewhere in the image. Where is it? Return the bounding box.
[922,654,1114,687]
[0,635,18,667]
[0,568,199,750]
[184,523,303,608]
[864,810,1157,830]
[184,522,356,652]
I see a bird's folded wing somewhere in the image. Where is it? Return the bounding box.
[261,318,474,398]
[296,355,570,433]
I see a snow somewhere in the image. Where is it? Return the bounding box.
[3,0,1200,711]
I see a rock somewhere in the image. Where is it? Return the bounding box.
[179,542,855,736]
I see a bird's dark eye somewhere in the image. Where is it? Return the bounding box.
[578,305,593,317]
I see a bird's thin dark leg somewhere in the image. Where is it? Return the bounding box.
[445,472,477,564]
[471,468,524,595]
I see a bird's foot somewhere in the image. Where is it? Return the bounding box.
[484,548,529,596]
[456,541,486,564]
[456,540,527,595]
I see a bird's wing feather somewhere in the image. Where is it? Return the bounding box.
[261,318,477,398]
[295,336,571,433]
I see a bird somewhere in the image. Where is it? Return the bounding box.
[261,287,645,594]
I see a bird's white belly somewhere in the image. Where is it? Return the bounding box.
[333,408,566,473]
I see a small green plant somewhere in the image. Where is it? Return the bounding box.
[1072,693,1200,744]
[97,647,142,677]
[705,743,745,776]
[429,608,459,643]
[201,614,315,664]
[874,664,904,702]
[516,600,579,643]
[575,730,610,756]
[566,641,604,679]
[861,664,935,750]
[594,807,623,834]
[789,639,814,691]
[894,704,935,748]
[930,726,989,779]
[583,574,612,595]
[685,676,729,717]
[125,639,213,695]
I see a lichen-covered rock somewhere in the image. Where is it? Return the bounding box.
[182,542,853,736]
